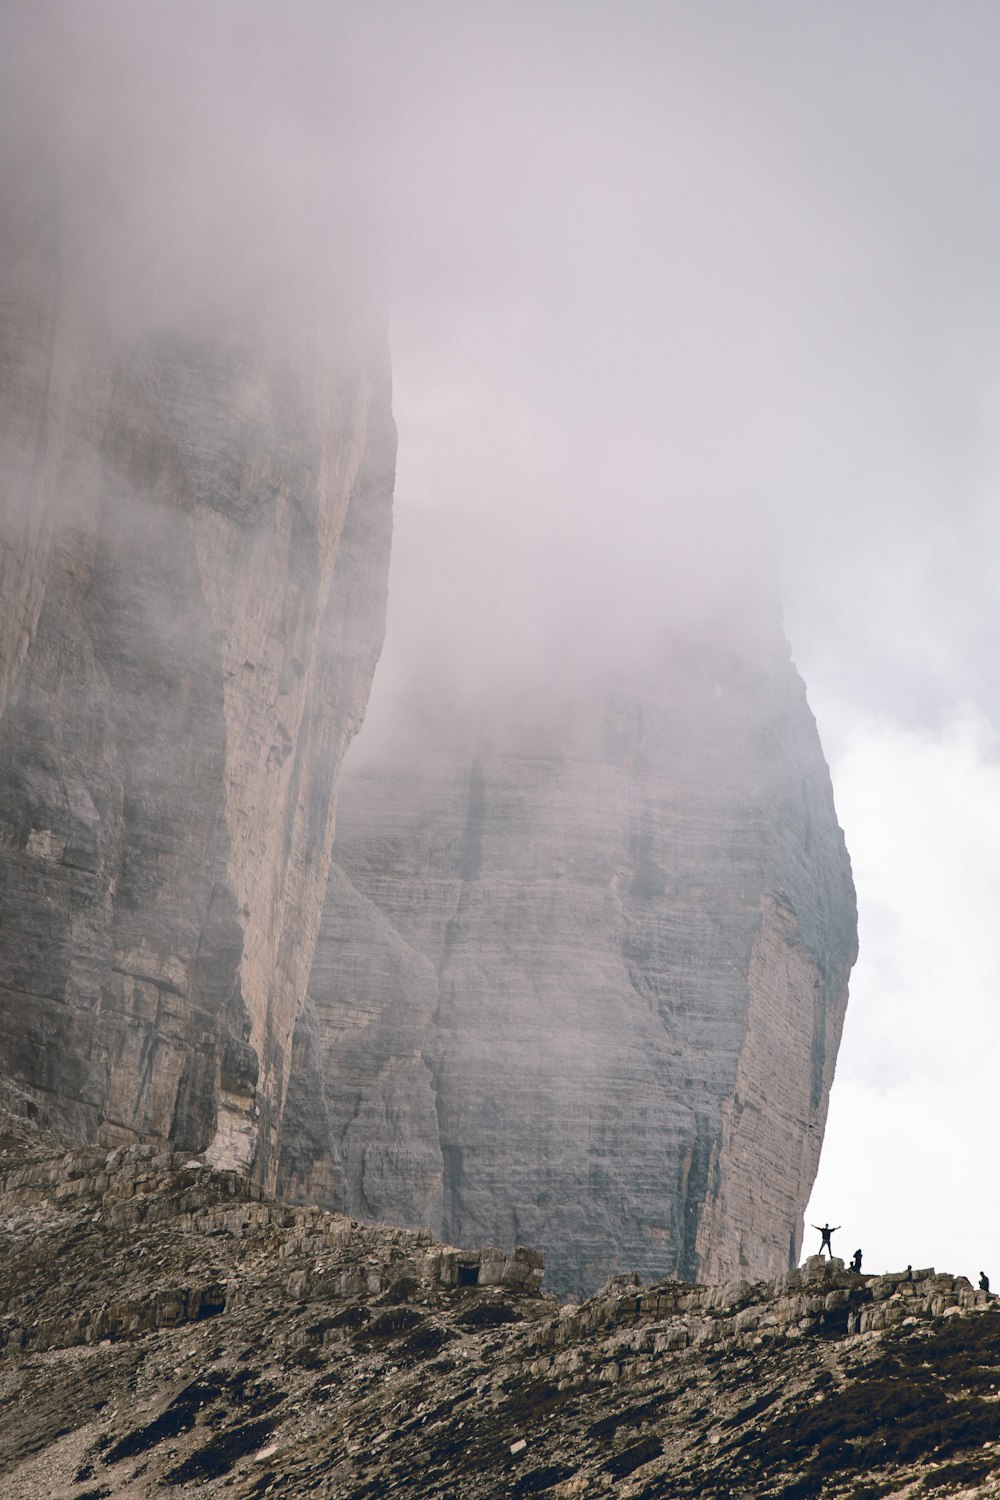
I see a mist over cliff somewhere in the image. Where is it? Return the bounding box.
[1,0,947,1290]
[6,0,997,692]
[0,2,396,1176]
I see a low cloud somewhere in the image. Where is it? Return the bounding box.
[807,711,1000,1275]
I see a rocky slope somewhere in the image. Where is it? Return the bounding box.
[2,1119,999,1499]
[280,624,857,1295]
[0,181,396,1183]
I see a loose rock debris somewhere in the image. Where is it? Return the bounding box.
[1,1126,1000,1496]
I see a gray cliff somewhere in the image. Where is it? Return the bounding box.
[280,624,857,1294]
[0,183,396,1184]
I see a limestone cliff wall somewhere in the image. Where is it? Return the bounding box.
[280,627,857,1293]
[0,187,396,1183]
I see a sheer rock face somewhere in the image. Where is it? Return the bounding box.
[0,193,396,1184]
[280,630,857,1294]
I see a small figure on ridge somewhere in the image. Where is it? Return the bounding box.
[850,1248,862,1274]
[812,1223,840,1258]
[980,1271,990,1292]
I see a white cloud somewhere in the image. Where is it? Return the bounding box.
[806,710,1000,1277]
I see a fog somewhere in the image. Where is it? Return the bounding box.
[379,1,1000,730]
[7,1,997,704]
[0,2,393,379]
[4,1,1000,1273]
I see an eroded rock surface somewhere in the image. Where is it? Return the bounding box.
[281,626,857,1294]
[0,183,395,1181]
[1,1124,998,1499]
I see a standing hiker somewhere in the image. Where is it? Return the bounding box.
[811,1223,840,1258]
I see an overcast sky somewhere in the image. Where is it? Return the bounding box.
[7,1,1000,1279]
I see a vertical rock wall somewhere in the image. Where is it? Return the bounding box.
[0,185,396,1182]
[280,626,857,1294]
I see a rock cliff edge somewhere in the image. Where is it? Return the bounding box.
[0,181,396,1184]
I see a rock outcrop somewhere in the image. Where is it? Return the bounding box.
[280,622,857,1293]
[0,181,396,1182]
[1,1124,997,1499]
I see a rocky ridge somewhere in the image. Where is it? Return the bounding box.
[2,1116,1000,1498]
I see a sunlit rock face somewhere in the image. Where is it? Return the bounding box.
[0,187,395,1185]
[280,624,857,1294]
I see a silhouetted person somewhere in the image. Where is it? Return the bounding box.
[812,1223,840,1258]
[905,1265,912,1282]
[850,1248,862,1274]
[980,1272,990,1293]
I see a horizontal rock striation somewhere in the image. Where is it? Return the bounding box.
[280,624,857,1293]
[0,182,395,1181]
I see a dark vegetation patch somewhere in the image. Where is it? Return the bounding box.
[512,1463,578,1494]
[897,1312,1000,1393]
[103,1370,283,1464]
[353,1306,424,1343]
[921,1454,999,1490]
[630,1467,727,1500]
[602,1434,663,1479]
[456,1299,522,1329]
[246,1472,277,1498]
[772,1478,825,1500]
[0,1358,132,1473]
[235,1381,286,1421]
[423,1378,578,1477]
[720,1386,783,1429]
[733,1319,1000,1498]
[399,1322,456,1359]
[287,1346,324,1370]
[103,1402,197,1463]
[304,1315,343,1340]
[586,1396,665,1441]
[499,1377,580,1427]
[378,1275,422,1304]
[326,1304,369,1330]
[309,1369,344,1402]
[703,1339,794,1389]
[163,1416,280,1485]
